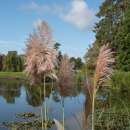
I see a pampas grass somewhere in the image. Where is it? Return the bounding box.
[84,44,114,130]
[25,21,57,130]
[93,45,114,88]
[92,44,114,130]
[57,54,74,95]
[57,54,74,130]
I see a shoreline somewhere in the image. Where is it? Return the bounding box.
[0,72,27,80]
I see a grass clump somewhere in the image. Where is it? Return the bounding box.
[108,71,130,90]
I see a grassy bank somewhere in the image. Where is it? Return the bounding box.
[107,70,130,90]
[0,72,26,80]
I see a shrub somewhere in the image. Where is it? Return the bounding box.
[108,71,130,90]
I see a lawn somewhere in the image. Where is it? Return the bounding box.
[0,72,26,80]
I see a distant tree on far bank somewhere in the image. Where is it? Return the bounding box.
[1,51,24,72]
[0,44,83,72]
[70,57,84,70]
[0,54,4,71]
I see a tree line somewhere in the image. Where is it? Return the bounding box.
[84,0,130,75]
[0,51,24,72]
[0,44,84,72]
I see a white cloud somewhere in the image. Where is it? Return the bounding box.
[61,0,95,30]
[21,2,50,14]
[22,0,95,31]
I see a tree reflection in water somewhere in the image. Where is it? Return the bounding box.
[0,79,21,104]
[0,79,85,130]
[25,83,52,107]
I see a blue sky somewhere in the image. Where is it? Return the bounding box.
[0,0,104,58]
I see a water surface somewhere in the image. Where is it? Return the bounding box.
[0,79,86,130]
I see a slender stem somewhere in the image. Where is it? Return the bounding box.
[92,90,96,130]
[51,79,53,93]
[39,86,44,130]
[44,75,47,130]
[61,97,65,130]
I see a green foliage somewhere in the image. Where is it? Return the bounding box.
[0,54,4,71]
[84,0,130,73]
[108,71,130,90]
[84,43,100,76]
[70,57,84,70]
[74,70,85,84]
[2,51,24,72]
[54,42,63,67]
[2,112,55,130]
[115,8,130,71]
[54,42,61,50]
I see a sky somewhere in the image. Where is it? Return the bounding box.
[0,0,104,58]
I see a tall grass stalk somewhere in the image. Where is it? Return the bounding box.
[92,90,96,130]
[44,75,47,130]
[57,54,74,130]
[90,44,114,130]
[39,86,44,130]
[25,20,57,130]
[61,97,65,130]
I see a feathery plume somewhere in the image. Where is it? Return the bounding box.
[25,21,57,85]
[37,21,53,45]
[91,44,114,130]
[94,44,114,89]
[56,54,74,130]
[57,54,74,96]
[54,119,64,130]
[83,44,114,130]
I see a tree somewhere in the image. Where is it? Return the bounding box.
[3,51,24,72]
[84,0,130,73]
[4,51,18,72]
[84,43,100,76]
[0,54,4,71]
[70,57,84,70]
[54,42,61,51]
[54,42,63,66]
[115,8,130,71]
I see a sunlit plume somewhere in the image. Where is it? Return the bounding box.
[84,44,114,130]
[57,54,74,96]
[94,44,114,89]
[25,21,57,85]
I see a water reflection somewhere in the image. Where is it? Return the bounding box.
[0,79,82,107]
[1,79,130,130]
[25,83,53,107]
[0,79,85,130]
[0,80,21,104]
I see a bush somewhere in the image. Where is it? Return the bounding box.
[108,71,130,90]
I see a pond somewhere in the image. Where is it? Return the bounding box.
[0,79,130,130]
[0,79,87,130]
